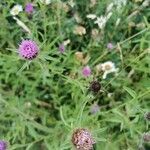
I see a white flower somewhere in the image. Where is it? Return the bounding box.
[63,39,71,46]
[13,17,31,34]
[10,4,23,16]
[40,0,51,5]
[94,16,107,29]
[86,14,97,19]
[106,3,114,12]
[106,12,113,20]
[142,0,150,7]
[97,61,118,79]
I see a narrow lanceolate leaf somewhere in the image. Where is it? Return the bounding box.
[123,86,137,98]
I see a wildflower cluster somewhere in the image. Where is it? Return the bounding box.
[0,0,149,149]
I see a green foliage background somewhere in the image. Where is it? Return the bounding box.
[0,0,150,149]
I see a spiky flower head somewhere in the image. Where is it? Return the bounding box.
[82,66,91,77]
[19,40,39,60]
[25,3,34,14]
[72,128,95,150]
[0,141,7,150]
[90,80,101,93]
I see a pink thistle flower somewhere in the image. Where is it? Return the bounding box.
[107,42,114,49]
[0,141,7,150]
[19,40,39,60]
[82,66,91,77]
[25,3,34,14]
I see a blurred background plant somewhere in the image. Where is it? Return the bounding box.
[0,0,150,149]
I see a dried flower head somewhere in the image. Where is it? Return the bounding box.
[19,40,39,60]
[10,4,23,16]
[90,81,101,93]
[25,3,34,14]
[72,128,95,150]
[0,141,7,150]
[82,66,91,77]
[73,26,86,36]
[144,112,150,121]
[75,52,84,61]
[142,132,150,142]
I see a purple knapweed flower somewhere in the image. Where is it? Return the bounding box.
[82,66,91,77]
[58,43,65,53]
[0,141,7,150]
[25,3,34,14]
[19,40,39,60]
[107,42,114,50]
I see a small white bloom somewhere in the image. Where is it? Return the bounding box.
[94,16,107,29]
[63,39,71,46]
[86,14,97,19]
[40,0,51,5]
[98,61,118,79]
[106,12,113,20]
[10,4,23,16]
[107,93,113,98]
[142,0,150,7]
[107,3,114,12]
[13,17,31,34]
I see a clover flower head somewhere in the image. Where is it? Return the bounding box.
[19,40,39,60]
[25,3,34,14]
[10,4,23,16]
[0,141,7,150]
[82,66,91,77]
[72,128,95,150]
